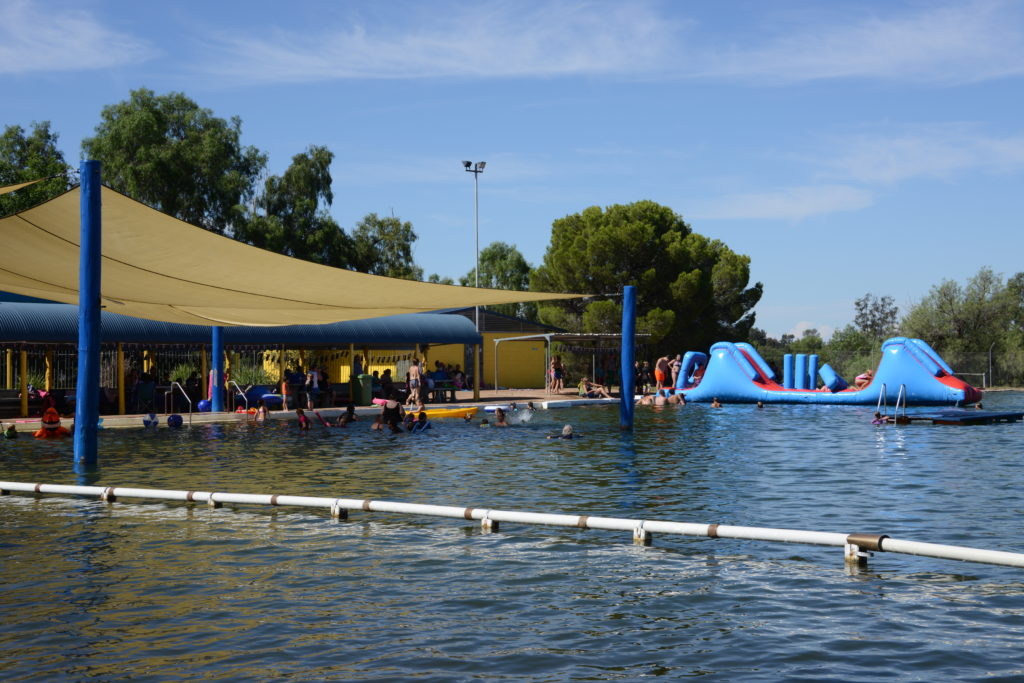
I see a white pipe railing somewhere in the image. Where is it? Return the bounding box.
[227,381,249,412]
[2,481,1023,569]
[167,381,193,425]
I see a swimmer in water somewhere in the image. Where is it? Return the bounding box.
[254,399,268,425]
[411,411,432,432]
[547,424,577,439]
[295,407,311,431]
[871,411,892,425]
[493,408,509,427]
[3,423,16,439]
[526,402,536,411]
[711,397,722,408]
[479,419,490,428]
[337,403,358,426]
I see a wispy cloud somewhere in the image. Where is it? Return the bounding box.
[820,125,1024,184]
[197,0,1024,86]
[0,0,154,75]
[690,185,873,221]
[696,0,1024,85]
[203,2,680,83]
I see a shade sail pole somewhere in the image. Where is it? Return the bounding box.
[74,160,102,466]
[211,326,224,412]
[620,285,636,431]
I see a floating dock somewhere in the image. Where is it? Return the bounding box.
[893,409,1023,426]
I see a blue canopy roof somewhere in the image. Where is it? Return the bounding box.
[0,302,482,347]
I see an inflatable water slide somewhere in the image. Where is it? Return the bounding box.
[663,338,981,406]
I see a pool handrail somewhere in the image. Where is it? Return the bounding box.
[227,381,249,412]
[168,381,193,426]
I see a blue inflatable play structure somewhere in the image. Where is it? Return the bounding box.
[663,338,981,406]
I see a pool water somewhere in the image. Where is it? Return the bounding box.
[3,395,1024,680]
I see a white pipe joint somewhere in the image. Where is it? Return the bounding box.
[633,521,652,546]
[481,511,498,533]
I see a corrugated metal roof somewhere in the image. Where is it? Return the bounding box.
[433,307,565,333]
[0,303,482,347]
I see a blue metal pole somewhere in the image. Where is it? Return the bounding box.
[211,326,224,412]
[74,160,102,466]
[620,285,636,431]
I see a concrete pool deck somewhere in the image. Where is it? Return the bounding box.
[3,389,622,430]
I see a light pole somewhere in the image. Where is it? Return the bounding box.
[462,161,486,328]
[463,160,485,398]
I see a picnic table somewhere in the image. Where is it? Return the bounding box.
[428,379,458,403]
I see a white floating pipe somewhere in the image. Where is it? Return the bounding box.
[880,538,1024,569]
[3,481,1024,569]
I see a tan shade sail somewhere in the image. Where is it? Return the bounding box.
[0,186,582,326]
[0,179,43,195]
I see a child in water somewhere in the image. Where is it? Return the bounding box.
[3,423,17,439]
[493,408,509,427]
[254,399,268,425]
[295,407,311,431]
[336,404,358,427]
[410,411,432,433]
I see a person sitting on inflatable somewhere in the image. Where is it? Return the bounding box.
[34,407,70,439]
[854,369,874,390]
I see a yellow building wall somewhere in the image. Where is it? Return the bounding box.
[484,333,548,389]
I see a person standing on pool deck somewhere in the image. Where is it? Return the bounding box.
[407,359,422,406]
[305,366,321,409]
[654,355,671,391]
[669,354,683,388]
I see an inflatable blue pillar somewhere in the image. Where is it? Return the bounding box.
[808,354,819,391]
[74,160,102,467]
[795,354,807,390]
[783,354,794,389]
[211,326,225,412]
[620,285,636,431]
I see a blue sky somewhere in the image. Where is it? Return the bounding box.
[3,0,1023,339]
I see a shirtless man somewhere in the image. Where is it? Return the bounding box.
[407,359,422,405]
[654,355,671,391]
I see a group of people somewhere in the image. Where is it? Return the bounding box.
[636,354,688,393]
[548,356,619,397]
